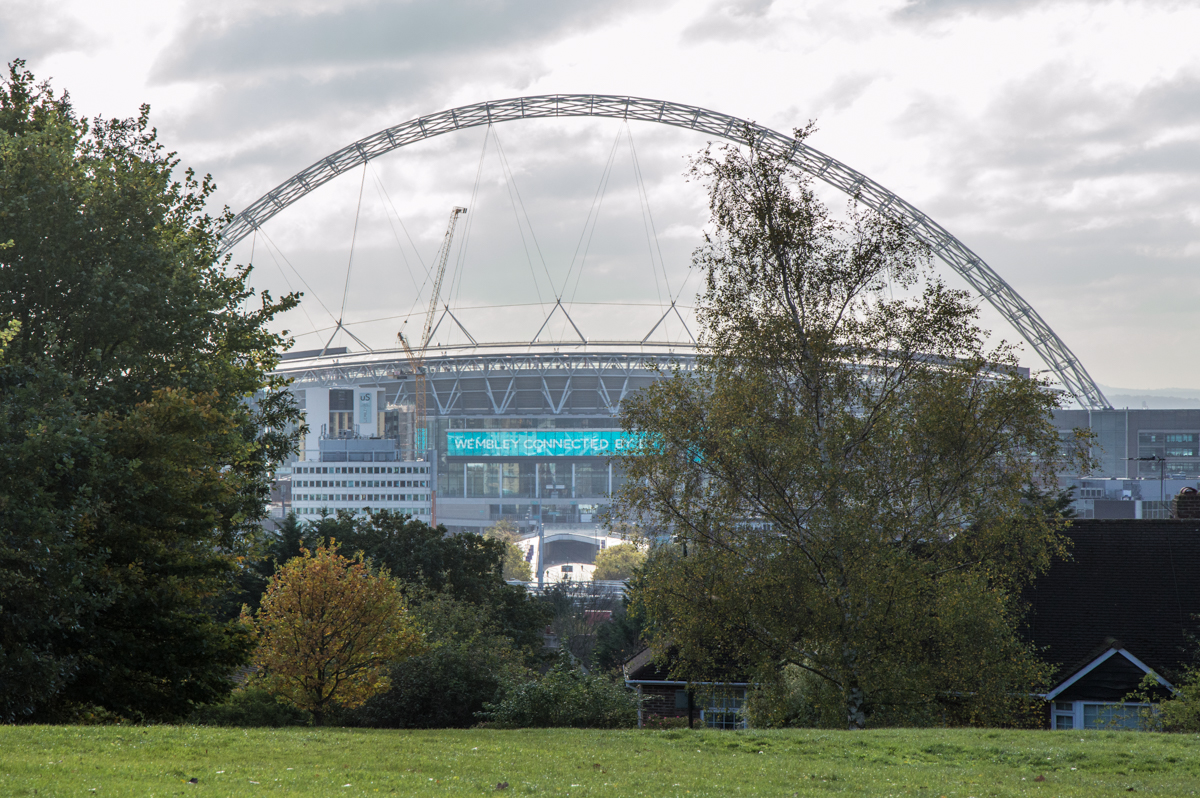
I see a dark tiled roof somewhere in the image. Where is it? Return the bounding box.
[1024,519,1200,684]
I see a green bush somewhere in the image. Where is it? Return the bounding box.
[340,592,532,729]
[481,650,638,729]
[189,688,310,727]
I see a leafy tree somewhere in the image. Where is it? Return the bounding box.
[541,581,624,667]
[485,520,533,581]
[592,543,646,581]
[592,599,646,673]
[480,649,637,729]
[189,687,311,728]
[308,510,548,650]
[0,61,302,722]
[248,543,422,725]
[484,519,520,542]
[618,129,1085,729]
[343,590,531,728]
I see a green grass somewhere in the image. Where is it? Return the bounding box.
[1,726,1198,797]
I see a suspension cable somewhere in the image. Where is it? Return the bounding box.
[626,124,669,304]
[335,162,369,324]
[565,126,623,307]
[449,125,492,310]
[492,128,556,301]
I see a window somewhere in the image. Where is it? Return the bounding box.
[1051,700,1155,730]
[701,688,747,730]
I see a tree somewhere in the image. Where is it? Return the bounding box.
[592,543,646,581]
[344,590,532,728]
[249,543,422,725]
[0,61,302,722]
[307,510,548,650]
[541,580,625,667]
[618,129,1085,729]
[484,520,533,581]
[480,649,638,729]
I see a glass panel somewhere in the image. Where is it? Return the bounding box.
[575,462,610,498]
[467,463,501,498]
[443,466,464,498]
[539,462,568,498]
[702,688,746,730]
[1082,703,1145,730]
[502,462,534,498]
[1054,714,1074,730]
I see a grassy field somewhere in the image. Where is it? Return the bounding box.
[1,725,1198,797]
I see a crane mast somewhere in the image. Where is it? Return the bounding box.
[398,206,466,525]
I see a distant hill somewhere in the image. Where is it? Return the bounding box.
[1099,385,1200,409]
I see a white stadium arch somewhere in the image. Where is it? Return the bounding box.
[218,94,1110,410]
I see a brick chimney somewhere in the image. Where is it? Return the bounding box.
[1172,487,1200,519]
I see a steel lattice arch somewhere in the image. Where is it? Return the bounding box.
[221,94,1109,410]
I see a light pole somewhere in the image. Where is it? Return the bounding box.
[536,518,545,591]
[1129,455,1168,502]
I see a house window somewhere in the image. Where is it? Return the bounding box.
[1052,700,1155,730]
[675,690,689,710]
[701,688,747,730]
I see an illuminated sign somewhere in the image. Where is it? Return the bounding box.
[445,430,642,457]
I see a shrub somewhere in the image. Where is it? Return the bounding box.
[642,713,689,730]
[189,688,311,727]
[480,650,638,729]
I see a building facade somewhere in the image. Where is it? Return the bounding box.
[269,343,694,539]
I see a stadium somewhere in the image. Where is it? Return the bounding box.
[235,95,1128,580]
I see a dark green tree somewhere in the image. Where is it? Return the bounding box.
[343,590,531,728]
[0,61,302,722]
[308,510,549,651]
[619,129,1091,729]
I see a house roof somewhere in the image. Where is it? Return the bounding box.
[1023,519,1200,685]
[622,645,750,686]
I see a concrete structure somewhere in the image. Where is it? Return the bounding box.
[268,343,690,546]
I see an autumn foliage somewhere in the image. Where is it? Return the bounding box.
[248,543,423,724]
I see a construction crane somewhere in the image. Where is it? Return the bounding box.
[398,206,467,463]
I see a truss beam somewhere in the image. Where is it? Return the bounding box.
[221,94,1109,409]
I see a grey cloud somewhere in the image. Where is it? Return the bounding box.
[886,67,1200,384]
[681,0,776,43]
[0,1,86,64]
[894,0,1182,22]
[154,0,648,81]
[811,73,877,113]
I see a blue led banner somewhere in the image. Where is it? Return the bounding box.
[445,429,642,457]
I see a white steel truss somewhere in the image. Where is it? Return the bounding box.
[276,345,695,417]
[222,95,1109,409]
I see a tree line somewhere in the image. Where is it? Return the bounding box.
[5,60,1195,731]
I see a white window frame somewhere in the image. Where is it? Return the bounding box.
[700,688,748,730]
[1052,700,1156,730]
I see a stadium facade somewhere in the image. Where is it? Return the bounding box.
[270,341,695,540]
[269,341,1200,530]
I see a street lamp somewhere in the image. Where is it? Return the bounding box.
[1128,455,1168,502]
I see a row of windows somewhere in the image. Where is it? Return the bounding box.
[295,465,428,475]
[443,417,619,430]
[295,507,428,517]
[1139,432,1198,445]
[441,461,620,499]
[669,689,747,730]
[294,494,428,504]
[294,480,427,489]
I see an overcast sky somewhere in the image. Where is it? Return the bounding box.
[6,0,1199,399]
